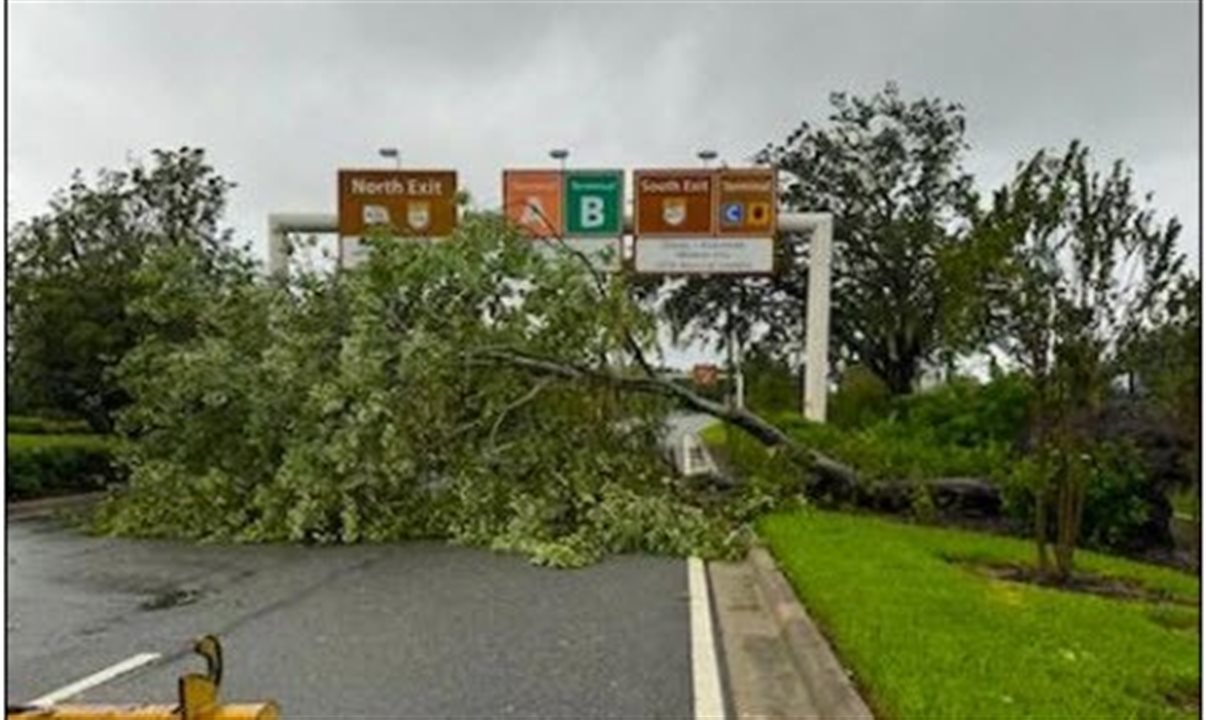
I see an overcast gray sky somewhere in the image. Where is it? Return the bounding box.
[6,0,1201,365]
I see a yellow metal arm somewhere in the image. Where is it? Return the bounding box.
[8,636,279,720]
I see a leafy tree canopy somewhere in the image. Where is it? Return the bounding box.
[6,147,250,430]
[963,139,1186,579]
[757,82,978,393]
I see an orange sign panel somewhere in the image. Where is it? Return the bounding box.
[502,170,563,237]
[337,170,457,238]
[716,168,778,237]
[634,170,715,236]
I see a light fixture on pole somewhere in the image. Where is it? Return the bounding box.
[697,149,718,168]
[549,148,569,174]
[378,147,401,169]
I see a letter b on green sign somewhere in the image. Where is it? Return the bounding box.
[564,171,623,236]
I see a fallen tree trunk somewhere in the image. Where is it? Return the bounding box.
[471,348,861,497]
[850,477,1002,516]
[471,349,1005,518]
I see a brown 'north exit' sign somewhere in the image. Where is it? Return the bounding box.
[337,170,458,239]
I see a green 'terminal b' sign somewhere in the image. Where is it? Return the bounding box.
[564,170,624,237]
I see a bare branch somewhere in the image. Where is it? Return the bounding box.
[488,377,555,449]
[519,201,658,378]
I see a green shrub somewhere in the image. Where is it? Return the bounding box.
[702,421,806,493]
[744,354,799,416]
[829,365,893,430]
[1002,441,1158,553]
[894,373,1031,448]
[6,416,93,435]
[6,434,121,500]
[1083,443,1156,550]
[771,412,1010,482]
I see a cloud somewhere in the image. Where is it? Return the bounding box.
[8,1,1197,278]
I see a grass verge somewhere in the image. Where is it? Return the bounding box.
[758,509,1200,719]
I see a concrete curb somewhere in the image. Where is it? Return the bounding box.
[8,491,107,520]
[748,546,875,720]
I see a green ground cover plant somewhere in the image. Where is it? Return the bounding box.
[759,509,1199,719]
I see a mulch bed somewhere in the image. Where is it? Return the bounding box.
[953,559,1197,606]
[1164,678,1201,714]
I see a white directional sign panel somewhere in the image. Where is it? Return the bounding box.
[634,237,774,274]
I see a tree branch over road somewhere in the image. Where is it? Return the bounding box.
[468,348,860,494]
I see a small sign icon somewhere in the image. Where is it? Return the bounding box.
[749,201,770,226]
[363,205,390,226]
[521,197,546,226]
[407,201,431,231]
[722,202,744,225]
[663,197,687,226]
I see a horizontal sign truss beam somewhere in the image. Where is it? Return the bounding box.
[267,211,832,422]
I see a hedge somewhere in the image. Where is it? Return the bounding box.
[6,416,93,435]
[7,434,121,500]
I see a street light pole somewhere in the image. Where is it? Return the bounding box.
[697,149,718,168]
[549,148,569,174]
[378,147,401,169]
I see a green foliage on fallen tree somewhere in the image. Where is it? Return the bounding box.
[94,217,765,566]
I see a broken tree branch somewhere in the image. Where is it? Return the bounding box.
[469,348,860,494]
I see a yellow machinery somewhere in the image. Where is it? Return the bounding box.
[7,636,279,720]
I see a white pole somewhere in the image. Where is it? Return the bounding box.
[266,213,341,275]
[802,214,832,422]
[267,217,287,276]
[733,334,745,411]
[682,433,694,476]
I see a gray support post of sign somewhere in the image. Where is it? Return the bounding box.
[779,212,833,423]
[265,210,834,421]
[267,213,343,276]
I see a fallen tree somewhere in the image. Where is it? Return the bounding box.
[94,211,992,566]
[475,345,1007,514]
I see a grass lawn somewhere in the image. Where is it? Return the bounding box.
[759,509,1200,720]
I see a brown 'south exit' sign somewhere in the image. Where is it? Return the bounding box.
[633,170,716,237]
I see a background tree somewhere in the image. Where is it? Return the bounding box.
[964,140,1184,580]
[6,147,249,430]
[655,266,799,410]
[634,199,813,411]
[1122,274,1200,521]
[758,82,978,394]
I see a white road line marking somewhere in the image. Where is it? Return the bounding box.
[28,652,162,707]
[689,556,726,720]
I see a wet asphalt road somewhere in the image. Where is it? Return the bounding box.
[6,517,693,718]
